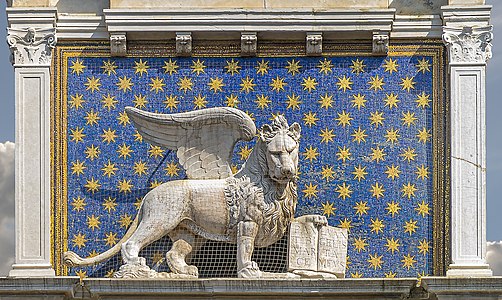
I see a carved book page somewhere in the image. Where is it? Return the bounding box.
[288,221,319,272]
[318,226,348,277]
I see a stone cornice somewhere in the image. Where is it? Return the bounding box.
[7,27,57,66]
[443,25,493,65]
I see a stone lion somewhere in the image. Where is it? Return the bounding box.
[64,107,326,278]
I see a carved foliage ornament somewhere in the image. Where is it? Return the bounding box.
[443,26,493,64]
[7,27,56,66]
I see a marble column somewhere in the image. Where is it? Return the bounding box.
[443,25,493,277]
[6,25,56,277]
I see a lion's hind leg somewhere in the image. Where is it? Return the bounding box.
[166,227,202,277]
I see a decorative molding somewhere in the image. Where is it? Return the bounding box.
[443,26,493,64]
[372,32,389,56]
[441,5,491,28]
[306,32,322,56]
[176,32,192,56]
[56,15,108,40]
[6,27,56,66]
[110,32,127,57]
[391,15,442,38]
[241,32,257,57]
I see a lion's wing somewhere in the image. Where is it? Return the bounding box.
[126,107,256,180]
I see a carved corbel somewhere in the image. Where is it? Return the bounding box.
[306,32,322,56]
[7,27,56,66]
[110,33,127,57]
[443,26,493,64]
[176,32,192,57]
[372,32,389,56]
[241,32,257,57]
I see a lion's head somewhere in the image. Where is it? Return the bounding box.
[259,115,301,184]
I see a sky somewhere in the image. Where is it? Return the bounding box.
[0,1,500,276]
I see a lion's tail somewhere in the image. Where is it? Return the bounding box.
[63,212,140,267]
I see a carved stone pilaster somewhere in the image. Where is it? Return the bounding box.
[306,32,322,56]
[443,26,493,64]
[7,27,56,66]
[372,32,389,56]
[241,32,257,57]
[176,32,192,57]
[110,32,127,57]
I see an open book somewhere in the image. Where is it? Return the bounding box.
[287,220,348,278]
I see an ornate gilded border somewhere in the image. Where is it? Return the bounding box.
[52,40,448,276]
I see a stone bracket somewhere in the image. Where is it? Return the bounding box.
[306,32,322,56]
[176,32,192,57]
[110,32,127,57]
[443,26,493,65]
[241,32,257,57]
[372,32,389,56]
[6,27,56,66]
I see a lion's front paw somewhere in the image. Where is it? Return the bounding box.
[238,261,262,278]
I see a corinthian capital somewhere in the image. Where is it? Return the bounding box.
[443,26,493,64]
[7,27,56,66]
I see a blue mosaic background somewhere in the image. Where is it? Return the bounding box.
[64,55,434,278]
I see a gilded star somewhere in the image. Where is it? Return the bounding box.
[302,182,318,199]
[336,182,352,200]
[369,111,385,128]
[208,77,225,93]
[118,214,133,228]
[317,58,333,75]
[401,111,417,127]
[385,128,399,144]
[353,237,368,252]
[385,271,397,278]
[133,130,143,143]
[117,179,133,194]
[72,233,87,248]
[69,93,85,110]
[368,253,384,269]
[133,94,148,108]
[84,110,100,126]
[75,270,87,279]
[70,58,86,75]
[101,160,118,178]
[368,75,384,91]
[402,254,416,270]
[416,165,429,180]
[303,112,318,127]
[285,59,302,76]
[85,145,100,160]
[351,272,363,278]
[163,58,179,75]
[194,94,208,109]
[303,145,319,162]
[336,146,351,163]
[352,165,367,182]
[105,270,115,278]
[101,128,117,144]
[285,93,301,110]
[150,180,163,189]
[351,93,367,109]
[85,76,101,92]
[417,127,432,143]
[84,178,100,193]
[240,76,256,93]
[354,201,370,216]
[385,164,401,180]
[152,251,164,265]
[415,91,431,108]
[71,196,86,212]
[336,111,353,127]
[116,76,133,92]
[384,93,400,109]
[370,146,386,163]
[255,94,271,109]
[302,76,318,92]
[164,95,179,111]
[87,215,100,230]
[383,58,399,74]
[321,165,335,181]
[102,197,117,213]
[70,127,86,143]
[117,111,130,126]
[339,218,353,231]
[336,75,353,92]
[418,239,431,255]
[191,59,206,75]
[415,200,430,217]
[256,59,270,75]
[164,161,180,177]
[404,219,418,235]
[105,232,118,246]
[416,58,431,74]
[385,237,400,254]
[149,145,164,158]
[321,201,336,217]
[134,198,143,210]
[178,76,193,93]
[370,182,385,199]
[117,143,133,159]
[319,128,335,143]
[370,218,385,234]
[101,60,117,75]
[225,58,241,75]
[270,76,287,92]
[133,59,149,76]
[225,94,239,108]
[238,145,253,160]
[401,147,417,162]
[351,127,367,144]
[150,77,165,93]
[102,94,118,111]
[386,200,401,217]
[350,58,366,74]
[318,93,333,109]
[400,76,416,92]
[133,160,148,176]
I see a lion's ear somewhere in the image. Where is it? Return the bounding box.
[289,122,301,141]
[259,124,273,141]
